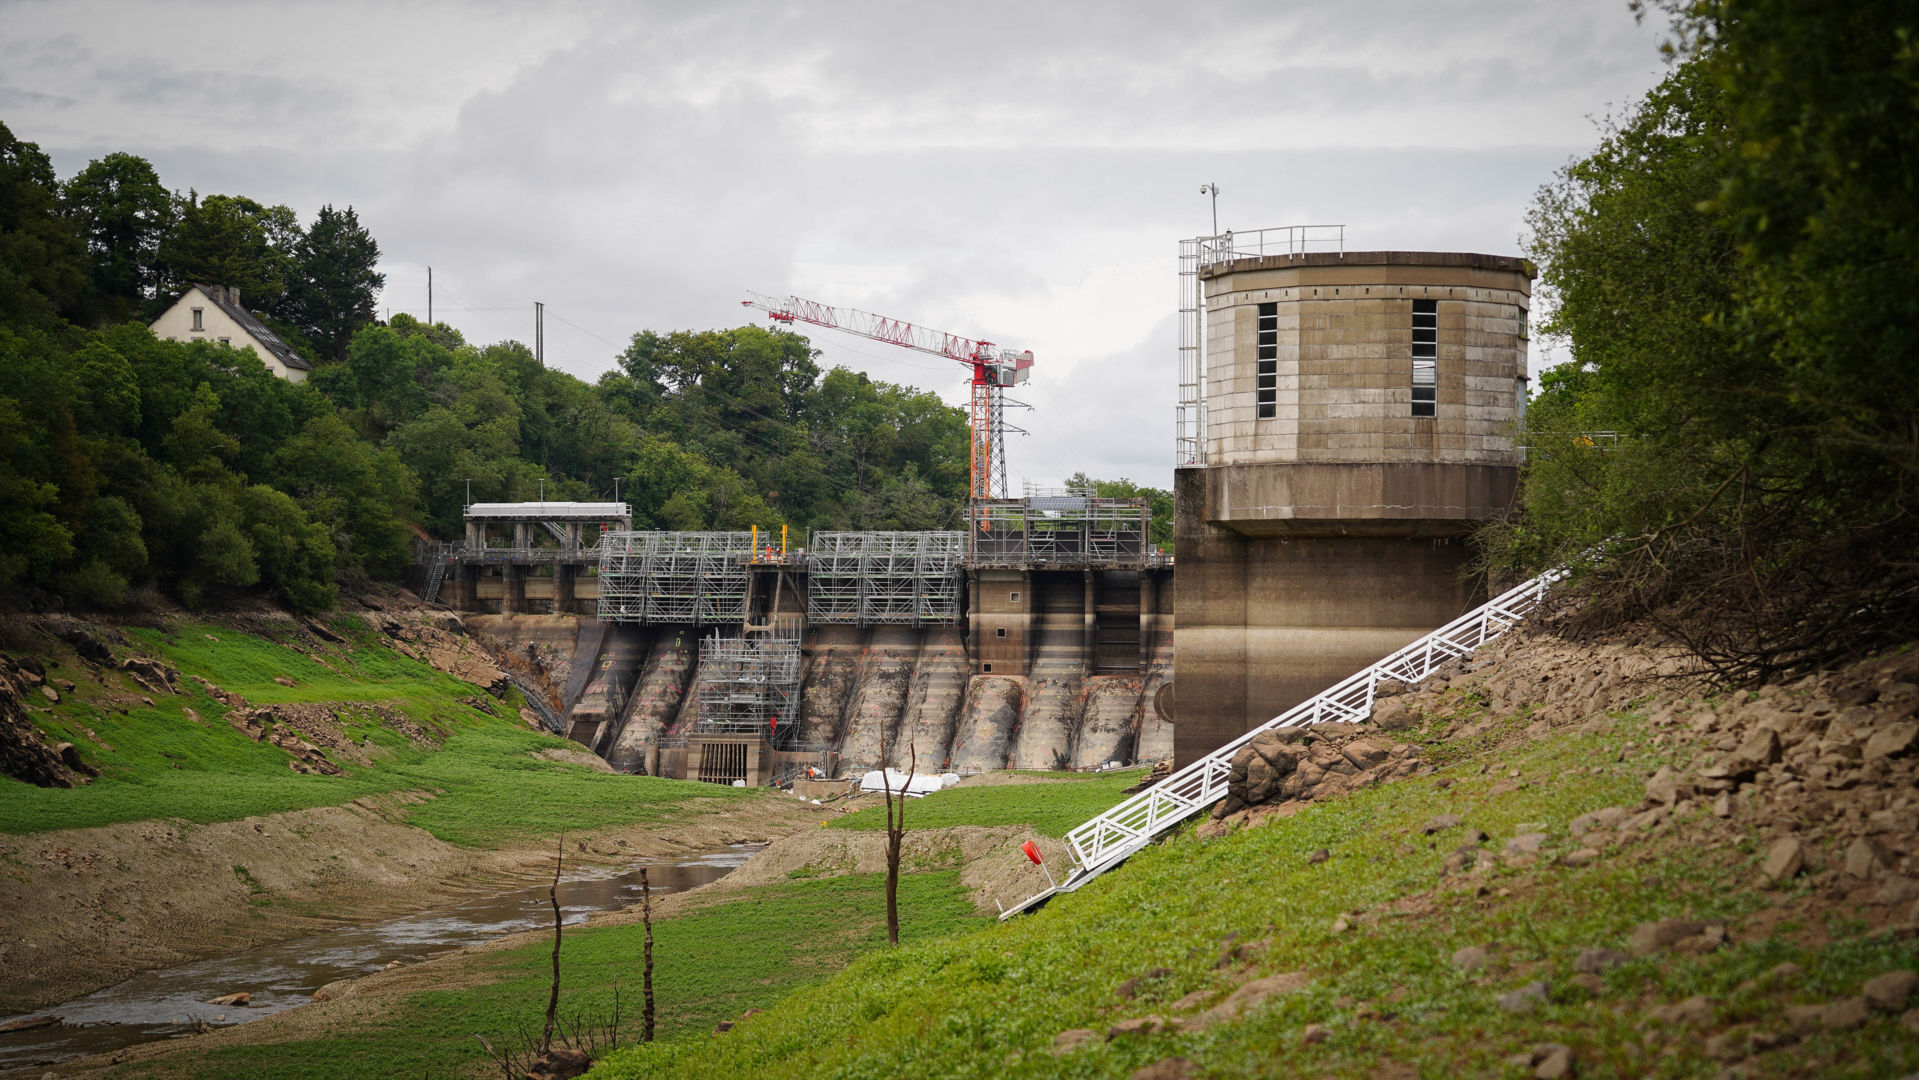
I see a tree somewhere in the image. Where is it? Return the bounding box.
[61,153,173,321]
[157,192,301,309]
[0,121,87,327]
[1492,0,1919,682]
[282,204,383,363]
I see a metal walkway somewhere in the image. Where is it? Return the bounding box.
[998,567,1567,919]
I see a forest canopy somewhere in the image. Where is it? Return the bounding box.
[0,121,1159,613]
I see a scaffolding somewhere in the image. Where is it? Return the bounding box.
[805,531,966,625]
[596,531,753,624]
[695,626,803,747]
[967,486,1154,568]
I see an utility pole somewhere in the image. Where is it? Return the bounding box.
[464,477,471,507]
[613,476,621,502]
[427,266,433,324]
[1200,183,1221,237]
[534,301,544,365]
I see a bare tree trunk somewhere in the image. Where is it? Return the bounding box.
[882,732,914,947]
[540,834,564,1054]
[640,867,655,1043]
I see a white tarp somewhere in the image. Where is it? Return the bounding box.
[859,769,962,798]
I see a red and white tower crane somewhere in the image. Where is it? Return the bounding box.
[741,291,1034,501]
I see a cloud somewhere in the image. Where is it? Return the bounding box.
[1,0,1672,487]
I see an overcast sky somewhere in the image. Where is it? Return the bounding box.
[3,0,1671,491]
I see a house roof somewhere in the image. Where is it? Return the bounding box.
[192,284,313,372]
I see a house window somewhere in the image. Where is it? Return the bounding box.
[218,337,230,345]
[191,308,204,331]
[1412,299,1437,418]
[995,627,1007,638]
[1256,302,1278,419]
[1007,591,1020,604]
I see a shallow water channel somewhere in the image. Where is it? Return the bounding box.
[0,845,759,1070]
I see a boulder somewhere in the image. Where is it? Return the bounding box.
[1497,982,1549,1014]
[1761,837,1807,882]
[524,1048,593,1080]
[1341,739,1390,771]
[1530,1043,1575,1079]
[1648,995,1713,1025]
[1644,766,1684,807]
[1180,972,1310,1031]
[1051,1029,1097,1055]
[1823,996,1872,1031]
[1505,833,1549,857]
[1629,919,1710,956]
[1568,807,1627,838]
[1421,813,1462,835]
[1846,836,1893,880]
[1864,722,1918,761]
[1864,970,1918,1013]
[1574,948,1629,974]
[1129,1058,1195,1080]
[1107,1015,1169,1039]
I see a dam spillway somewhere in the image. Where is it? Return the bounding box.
[433,494,1174,781]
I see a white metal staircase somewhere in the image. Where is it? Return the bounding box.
[998,567,1567,919]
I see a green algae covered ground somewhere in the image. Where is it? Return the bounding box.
[1,614,749,842]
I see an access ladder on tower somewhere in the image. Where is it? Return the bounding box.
[998,566,1569,920]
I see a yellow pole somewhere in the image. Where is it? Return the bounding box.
[781,523,788,554]
[751,524,758,556]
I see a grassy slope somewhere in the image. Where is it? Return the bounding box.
[828,770,1147,837]
[1,616,749,843]
[108,871,987,1080]
[593,709,1919,1079]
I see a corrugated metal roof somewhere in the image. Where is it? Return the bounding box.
[463,501,631,519]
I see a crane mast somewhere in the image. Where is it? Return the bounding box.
[742,291,1033,501]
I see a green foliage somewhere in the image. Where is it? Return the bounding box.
[60,152,173,322]
[0,120,86,327]
[829,770,1146,837]
[0,618,751,838]
[1494,2,1919,680]
[279,204,383,363]
[0,120,975,615]
[157,192,300,311]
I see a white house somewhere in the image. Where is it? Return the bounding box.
[149,284,313,383]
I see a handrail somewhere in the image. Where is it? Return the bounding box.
[999,565,1565,918]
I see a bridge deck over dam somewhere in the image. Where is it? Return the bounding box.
[424,495,1175,783]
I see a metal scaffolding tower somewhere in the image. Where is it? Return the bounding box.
[966,487,1155,569]
[597,531,753,624]
[805,531,966,625]
[695,626,803,746]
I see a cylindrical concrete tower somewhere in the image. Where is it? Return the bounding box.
[1172,249,1532,765]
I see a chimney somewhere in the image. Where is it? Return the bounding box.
[226,286,239,310]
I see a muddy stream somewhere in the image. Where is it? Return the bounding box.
[0,846,760,1070]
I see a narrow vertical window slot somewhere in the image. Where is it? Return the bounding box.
[1411,299,1437,418]
[1256,301,1278,419]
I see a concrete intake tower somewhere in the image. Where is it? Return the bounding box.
[1172,238,1532,765]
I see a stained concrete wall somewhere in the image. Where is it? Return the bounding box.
[466,568,1174,780]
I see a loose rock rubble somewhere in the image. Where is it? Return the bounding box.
[1205,722,1426,830]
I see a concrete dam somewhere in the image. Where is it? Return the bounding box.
[430,494,1174,782]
